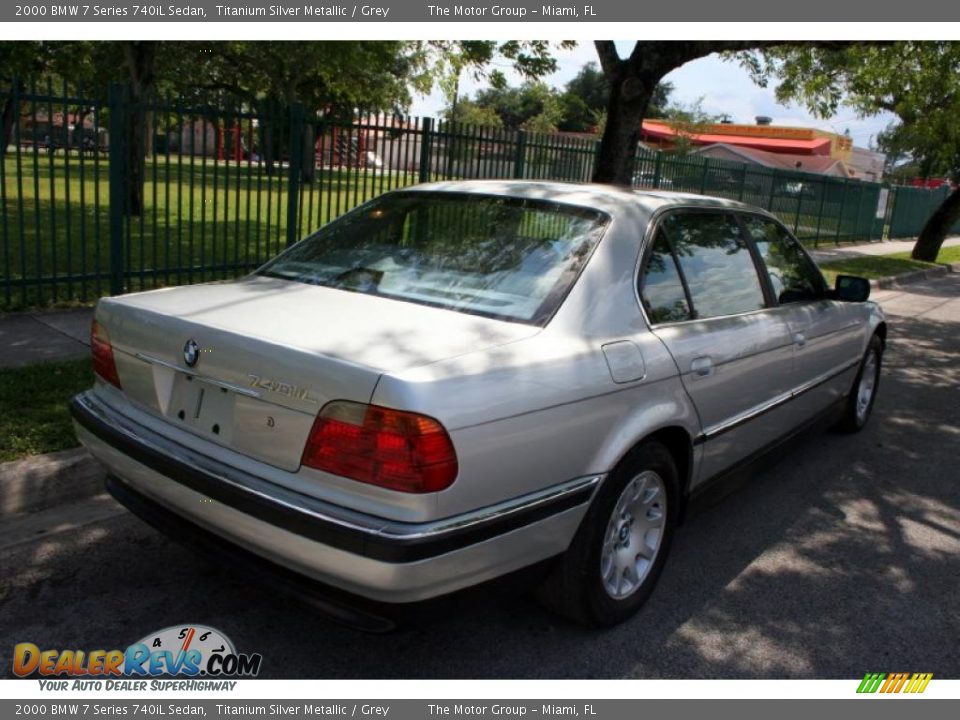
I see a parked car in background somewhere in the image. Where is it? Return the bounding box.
[776,180,818,198]
[633,171,674,190]
[72,181,885,628]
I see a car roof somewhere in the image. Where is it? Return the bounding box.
[403,179,765,216]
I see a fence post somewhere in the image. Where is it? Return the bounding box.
[813,179,828,247]
[885,186,896,239]
[653,151,663,189]
[834,179,849,245]
[793,175,805,235]
[107,83,128,296]
[285,102,304,248]
[766,169,778,211]
[513,130,528,179]
[699,158,710,195]
[852,183,865,241]
[419,117,433,183]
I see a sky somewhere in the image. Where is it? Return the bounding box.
[409,42,897,149]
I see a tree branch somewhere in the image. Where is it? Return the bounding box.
[594,41,622,76]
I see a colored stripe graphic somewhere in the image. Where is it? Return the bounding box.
[857,672,932,694]
[857,673,886,693]
[905,673,934,694]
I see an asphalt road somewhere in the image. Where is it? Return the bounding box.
[2,275,958,679]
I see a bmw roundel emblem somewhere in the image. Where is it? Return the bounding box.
[183,339,200,368]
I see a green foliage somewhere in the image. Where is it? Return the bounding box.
[557,62,672,133]
[447,99,504,127]
[740,42,960,181]
[662,97,719,156]
[2,41,434,115]
[464,81,564,133]
[160,41,428,114]
[429,41,574,123]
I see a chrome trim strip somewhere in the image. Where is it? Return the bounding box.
[697,358,860,443]
[791,358,860,398]
[74,391,599,542]
[134,352,262,399]
[701,389,795,441]
[377,475,602,540]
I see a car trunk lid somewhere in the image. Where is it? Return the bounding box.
[96,276,538,471]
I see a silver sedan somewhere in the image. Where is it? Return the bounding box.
[72,181,885,627]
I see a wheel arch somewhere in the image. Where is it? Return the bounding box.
[601,425,695,522]
[875,321,887,349]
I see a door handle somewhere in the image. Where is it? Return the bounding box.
[793,332,807,348]
[690,356,714,377]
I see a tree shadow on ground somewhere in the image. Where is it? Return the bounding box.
[0,309,957,679]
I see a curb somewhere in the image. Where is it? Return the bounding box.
[0,446,105,519]
[870,262,959,290]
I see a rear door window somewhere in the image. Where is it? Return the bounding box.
[659,212,767,320]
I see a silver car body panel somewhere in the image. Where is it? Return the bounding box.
[74,180,885,602]
[73,390,598,602]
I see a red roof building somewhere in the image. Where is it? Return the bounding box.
[640,118,886,179]
[692,143,850,177]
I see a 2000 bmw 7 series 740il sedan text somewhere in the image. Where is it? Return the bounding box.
[71,180,885,628]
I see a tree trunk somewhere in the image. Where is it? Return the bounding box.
[588,40,853,187]
[1,79,24,159]
[592,70,655,185]
[123,42,157,217]
[912,184,960,261]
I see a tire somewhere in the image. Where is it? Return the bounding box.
[538,441,679,627]
[836,334,883,434]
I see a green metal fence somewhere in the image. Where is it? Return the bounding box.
[632,147,886,245]
[886,184,958,239]
[0,78,952,311]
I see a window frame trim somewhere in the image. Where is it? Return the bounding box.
[642,226,696,325]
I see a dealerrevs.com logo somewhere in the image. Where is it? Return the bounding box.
[13,625,262,687]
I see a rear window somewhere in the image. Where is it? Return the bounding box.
[258,192,608,325]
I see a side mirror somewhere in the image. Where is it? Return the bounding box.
[834,274,871,302]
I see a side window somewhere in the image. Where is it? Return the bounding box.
[640,230,692,324]
[743,216,826,304]
[661,212,767,319]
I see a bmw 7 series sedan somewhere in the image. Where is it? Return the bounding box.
[72,180,885,627]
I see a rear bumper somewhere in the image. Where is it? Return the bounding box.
[104,474,398,633]
[71,391,598,603]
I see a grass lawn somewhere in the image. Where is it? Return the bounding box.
[0,358,91,462]
[816,245,958,285]
[1,152,420,309]
[817,255,938,285]
[888,245,960,264]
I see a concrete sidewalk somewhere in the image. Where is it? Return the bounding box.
[0,235,957,371]
[807,235,960,261]
[0,307,93,369]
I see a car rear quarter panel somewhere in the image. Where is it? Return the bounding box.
[373,207,700,518]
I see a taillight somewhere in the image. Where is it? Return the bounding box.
[301,401,458,493]
[91,319,121,388]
